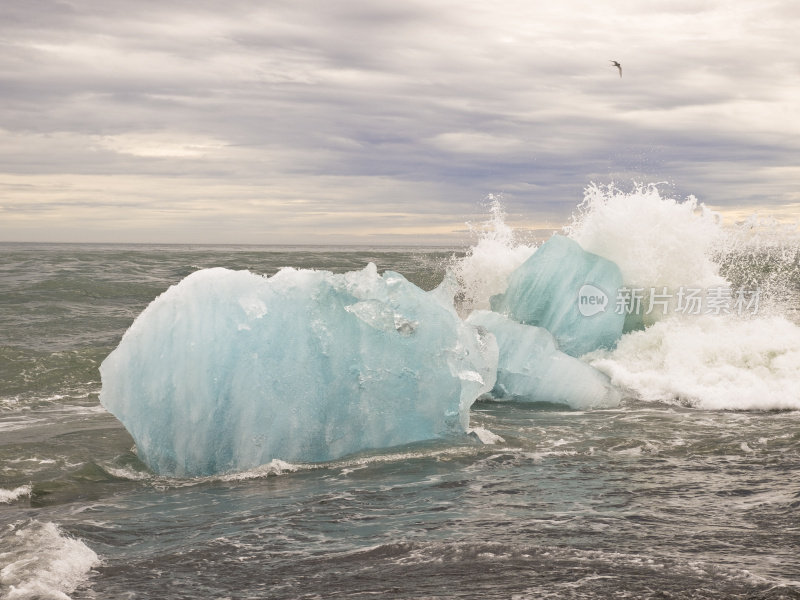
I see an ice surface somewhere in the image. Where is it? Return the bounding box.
[468,310,621,409]
[100,264,497,477]
[490,234,625,356]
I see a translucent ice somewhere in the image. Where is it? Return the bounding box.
[100,264,497,477]
[490,235,625,356]
[467,310,620,408]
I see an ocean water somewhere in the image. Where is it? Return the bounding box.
[2,187,800,599]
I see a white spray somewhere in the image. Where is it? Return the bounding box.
[451,196,536,313]
[456,184,800,410]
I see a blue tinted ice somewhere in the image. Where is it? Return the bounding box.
[467,310,621,408]
[490,235,625,356]
[100,264,497,476]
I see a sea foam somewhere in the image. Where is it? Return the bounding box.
[0,520,99,600]
[0,486,31,504]
[588,314,800,410]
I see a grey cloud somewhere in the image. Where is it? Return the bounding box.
[0,0,798,243]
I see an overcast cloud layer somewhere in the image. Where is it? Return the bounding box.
[1,0,799,244]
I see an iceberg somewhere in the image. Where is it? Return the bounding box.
[467,310,621,409]
[490,235,625,356]
[99,264,497,477]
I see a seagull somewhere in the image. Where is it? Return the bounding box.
[610,60,622,78]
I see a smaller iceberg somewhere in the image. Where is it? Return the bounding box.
[100,264,497,477]
[490,235,625,357]
[468,310,621,409]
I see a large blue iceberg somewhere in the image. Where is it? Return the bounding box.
[490,235,625,356]
[100,265,497,477]
[467,310,620,409]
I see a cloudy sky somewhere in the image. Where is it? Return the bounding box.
[1,0,798,244]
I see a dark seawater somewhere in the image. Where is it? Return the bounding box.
[2,243,800,600]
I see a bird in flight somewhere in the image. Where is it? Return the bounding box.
[610,60,622,77]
